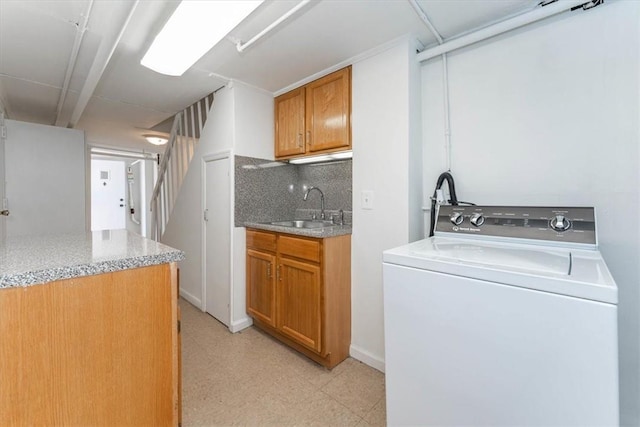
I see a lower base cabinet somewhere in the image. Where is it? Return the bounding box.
[0,263,181,426]
[246,229,351,369]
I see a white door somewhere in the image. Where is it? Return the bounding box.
[91,159,126,230]
[204,156,231,326]
[3,119,85,237]
[0,117,6,241]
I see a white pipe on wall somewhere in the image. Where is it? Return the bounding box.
[417,0,588,63]
[408,0,453,171]
[236,0,311,53]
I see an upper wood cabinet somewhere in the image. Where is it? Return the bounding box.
[274,87,306,158]
[275,66,351,160]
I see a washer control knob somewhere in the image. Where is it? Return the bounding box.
[550,215,571,232]
[450,212,464,226]
[470,213,485,227]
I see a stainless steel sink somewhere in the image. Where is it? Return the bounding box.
[269,220,336,229]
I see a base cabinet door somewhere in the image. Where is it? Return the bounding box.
[246,249,277,327]
[277,257,322,353]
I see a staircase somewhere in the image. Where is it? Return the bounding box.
[151,93,214,240]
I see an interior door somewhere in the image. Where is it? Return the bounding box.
[204,156,230,326]
[0,117,6,241]
[91,159,126,231]
[3,119,85,237]
[0,112,9,242]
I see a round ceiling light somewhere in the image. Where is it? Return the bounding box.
[144,134,168,145]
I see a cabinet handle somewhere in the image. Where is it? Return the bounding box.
[267,263,272,278]
[277,265,281,281]
[297,133,302,148]
[306,131,311,146]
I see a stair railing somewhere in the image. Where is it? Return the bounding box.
[150,93,214,240]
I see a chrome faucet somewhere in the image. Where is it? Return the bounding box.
[303,186,325,220]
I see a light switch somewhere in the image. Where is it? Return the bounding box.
[361,190,374,210]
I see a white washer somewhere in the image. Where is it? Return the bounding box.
[383,206,618,426]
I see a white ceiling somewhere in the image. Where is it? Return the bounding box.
[0,0,538,153]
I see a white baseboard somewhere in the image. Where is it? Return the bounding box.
[350,344,386,373]
[229,316,253,333]
[179,289,202,310]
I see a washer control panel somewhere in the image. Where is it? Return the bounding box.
[436,206,596,245]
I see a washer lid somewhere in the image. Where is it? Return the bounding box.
[428,240,570,276]
[383,237,617,304]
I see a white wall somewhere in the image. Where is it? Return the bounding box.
[351,38,422,371]
[231,82,274,331]
[421,2,639,424]
[162,87,234,308]
[162,81,273,331]
[233,82,274,160]
[4,119,85,236]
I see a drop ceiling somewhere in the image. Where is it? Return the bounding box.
[0,0,539,153]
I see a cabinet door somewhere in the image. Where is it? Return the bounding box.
[275,87,306,158]
[246,249,277,327]
[305,67,351,153]
[277,257,322,353]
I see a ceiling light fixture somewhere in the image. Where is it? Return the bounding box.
[141,0,264,76]
[288,151,353,165]
[144,135,169,146]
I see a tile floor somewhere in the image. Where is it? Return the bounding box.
[180,299,387,426]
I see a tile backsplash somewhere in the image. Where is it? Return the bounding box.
[235,155,352,226]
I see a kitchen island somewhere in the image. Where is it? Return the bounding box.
[0,230,184,427]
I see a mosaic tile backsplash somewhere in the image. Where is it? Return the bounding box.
[235,155,352,226]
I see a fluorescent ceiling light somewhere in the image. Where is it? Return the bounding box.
[288,151,353,165]
[144,135,169,145]
[141,0,263,76]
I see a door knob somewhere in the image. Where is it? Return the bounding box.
[1,210,9,216]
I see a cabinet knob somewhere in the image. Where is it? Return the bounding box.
[306,131,311,146]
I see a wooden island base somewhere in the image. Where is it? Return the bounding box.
[0,263,180,427]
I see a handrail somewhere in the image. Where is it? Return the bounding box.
[149,91,215,240]
[151,113,182,203]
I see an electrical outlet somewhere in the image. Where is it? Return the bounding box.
[361,190,374,210]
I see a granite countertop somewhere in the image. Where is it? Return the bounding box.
[245,221,352,238]
[0,230,185,289]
